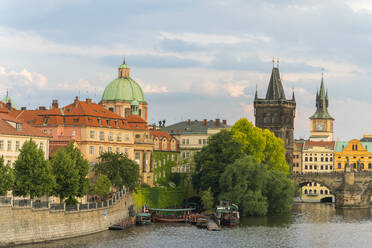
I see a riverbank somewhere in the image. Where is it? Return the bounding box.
[0,190,133,247]
[15,203,372,248]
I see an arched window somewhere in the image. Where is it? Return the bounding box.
[304,189,308,194]
[314,189,317,194]
[309,189,312,194]
[325,190,328,194]
[369,163,372,169]
[320,189,323,194]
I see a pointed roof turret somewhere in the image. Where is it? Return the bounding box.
[254,85,258,100]
[310,73,333,120]
[291,89,295,101]
[265,66,286,100]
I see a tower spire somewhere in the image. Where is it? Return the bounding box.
[255,84,258,100]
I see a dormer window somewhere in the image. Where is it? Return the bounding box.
[16,123,22,131]
[97,118,101,125]
[44,118,49,126]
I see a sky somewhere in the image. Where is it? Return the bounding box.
[1,0,372,140]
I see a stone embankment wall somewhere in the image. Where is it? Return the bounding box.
[0,192,133,247]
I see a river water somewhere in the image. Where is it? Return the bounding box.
[19,203,372,248]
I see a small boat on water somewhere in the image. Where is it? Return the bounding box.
[188,214,208,225]
[215,201,240,227]
[108,224,124,230]
[196,217,208,228]
[136,212,151,225]
[149,208,195,223]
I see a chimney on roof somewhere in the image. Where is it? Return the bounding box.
[86,98,92,104]
[39,106,46,110]
[21,107,26,110]
[74,96,79,105]
[52,99,59,109]
[203,119,207,126]
[216,118,220,126]
[222,120,227,125]
[187,119,191,126]
[5,101,11,111]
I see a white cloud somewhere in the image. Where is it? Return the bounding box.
[159,32,271,45]
[0,66,48,88]
[136,79,168,93]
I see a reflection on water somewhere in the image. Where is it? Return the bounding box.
[18,203,372,248]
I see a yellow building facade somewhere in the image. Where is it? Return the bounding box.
[301,141,335,202]
[334,139,372,172]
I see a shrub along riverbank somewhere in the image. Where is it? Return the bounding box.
[133,186,186,210]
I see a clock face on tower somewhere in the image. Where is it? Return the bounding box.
[316,123,324,131]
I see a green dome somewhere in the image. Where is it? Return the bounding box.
[101,77,145,102]
[119,64,130,69]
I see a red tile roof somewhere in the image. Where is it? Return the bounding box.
[304,141,335,150]
[9,98,149,130]
[0,113,50,137]
[150,130,175,140]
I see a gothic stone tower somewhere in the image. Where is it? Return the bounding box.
[254,64,296,165]
[309,74,334,141]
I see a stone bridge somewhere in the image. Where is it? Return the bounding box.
[291,171,372,208]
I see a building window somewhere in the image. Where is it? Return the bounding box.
[305,165,308,170]
[125,148,129,156]
[43,129,48,134]
[338,163,341,169]
[135,152,140,164]
[162,141,167,150]
[89,146,94,155]
[321,165,324,170]
[116,147,121,153]
[369,163,372,169]
[325,165,328,170]
[304,189,308,195]
[314,157,317,162]
[117,133,122,142]
[325,190,328,194]
[309,165,313,170]
[99,132,104,141]
[320,189,323,194]
[305,157,308,162]
[125,133,130,141]
[90,130,95,139]
[108,132,113,141]
[198,139,202,145]
[49,129,53,135]
[0,140,3,150]
[89,162,94,171]
[108,147,112,153]
[15,141,20,151]
[314,189,317,194]
[72,130,76,136]
[99,146,104,154]
[314,165,317,170]
[7,141,11,151]
[310,157,313,162]
[330,165,333,170]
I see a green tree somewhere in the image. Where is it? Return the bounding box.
[264,170,294,214]
[50,148,79,201]
[231,118,289,173]
[0,156,14,196]
[201,187,214,212]
[95,152,139,191]
[13,139,55,199]
[219,155,294,216]
[65,142,90,197]
[93,174,111,197]
[192,129,242,198]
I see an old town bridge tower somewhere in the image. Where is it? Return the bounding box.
[254,61,296,165]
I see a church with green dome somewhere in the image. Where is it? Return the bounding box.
[100,60,148,121]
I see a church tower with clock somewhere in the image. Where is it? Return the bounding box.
[309,74,334,141]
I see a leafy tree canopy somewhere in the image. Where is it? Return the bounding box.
[95,152,139,191]
[201,187,214,212]
[50,148,79,201]
[231,118,289,173]
[65,142,90,197]
[219,155,294,216]
[13,139,55,199]
[0,156,14,196]
[192,129,242,198]
[93,174,111,197]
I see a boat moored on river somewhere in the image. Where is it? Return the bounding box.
[149,208,195,223]
[136,213,152,225]
[215,202,240,227]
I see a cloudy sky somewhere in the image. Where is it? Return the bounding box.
[1,0,372,140]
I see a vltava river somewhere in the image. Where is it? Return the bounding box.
[19,203,372,248]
